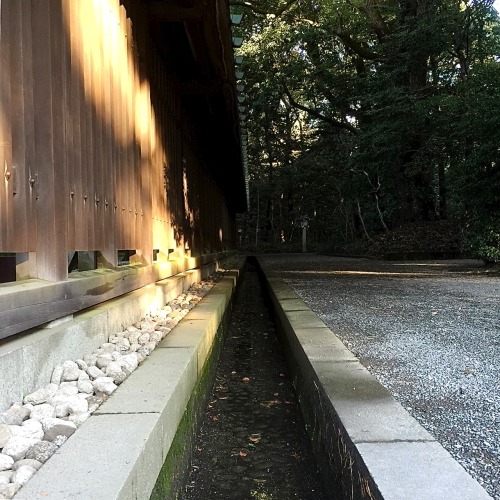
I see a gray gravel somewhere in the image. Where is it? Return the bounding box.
[260,254,500,499]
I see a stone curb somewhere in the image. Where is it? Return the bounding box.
[258,261,491,500]
[15,260,245,500]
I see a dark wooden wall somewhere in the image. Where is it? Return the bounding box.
[0,0,236,283]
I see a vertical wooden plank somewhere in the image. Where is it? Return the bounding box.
[61,0,74,254]
[118,5,128,252]
[126,14,135,251]
[82,1,95,252]
[31,0,67,281]
[8,0,27,252]
[66,0,83,252]
[100,0,119,267]
[91,2,104,253]
[21,0,36,252]
[0,0,12,251]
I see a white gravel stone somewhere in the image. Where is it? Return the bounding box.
[0,425,12,448]
[28,403,56,421]
[0,413,22,426]
[75,359,88,371]
[111,351,123,362]
[2,436,40,461]
[40,418,77,442]
[61,360,82,382]
[57,384,79,396]
[137,345,152,357]
[96,354,113,370]
[105,362,127,385]
[150,331,163,344]
[137,333,150,345]
[0,475,9,485]
[121,353,139,374]
[49,395,85,418]
[11,464,36,485]
[144,341,157,352]
[25,441,57,463]
[115,338,130,353]
[23,384,58,405]
[12,459,42,471]
[77,373,94,394]
[15,419,44,440]
[67,397,88,415]
[68,412,91,427]
[0,471,13,482]
[87,365,106,379]
[93,377,117,395]
[157,326,171,337]
[86,395,103,413]
[128,343,140,353]
[84,353,98,366]
[0,454,14,472]
[135,351,146,364]
[52,435,68,448]
[128,331,141,344]
[99,343,116,353]
[50,365,64,385]
[7,404,30,422]
[0,482,21,499]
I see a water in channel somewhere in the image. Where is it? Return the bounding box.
[181,259,326,499]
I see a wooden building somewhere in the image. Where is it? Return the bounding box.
[0,0,247,339]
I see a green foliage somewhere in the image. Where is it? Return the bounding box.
[234,0,500,260]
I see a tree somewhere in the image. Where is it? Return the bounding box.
[234,0,500,260]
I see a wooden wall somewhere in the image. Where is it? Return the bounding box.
[0,0,235,282]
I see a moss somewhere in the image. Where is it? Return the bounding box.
[150,322,225,500]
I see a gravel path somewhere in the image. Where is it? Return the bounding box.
[260,254,499,499]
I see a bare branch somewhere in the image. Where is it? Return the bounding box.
[282,84,358,133]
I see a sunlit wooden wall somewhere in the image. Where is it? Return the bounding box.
[0,0,235,282]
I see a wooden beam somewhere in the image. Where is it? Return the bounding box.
[148,1,204,22]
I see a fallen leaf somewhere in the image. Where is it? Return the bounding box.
[239,450,248,457]
[261,399,281,409]
[464,369,477,375]
[242,377,250,383]
[212,415,218,422]
[248,434,261,444]
[279,373,286,378]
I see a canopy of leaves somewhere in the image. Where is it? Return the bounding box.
[234,0,500,261]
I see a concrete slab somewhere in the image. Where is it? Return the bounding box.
[267,280,300,300]
[17,413,163,500]
[312,360,435,443]
[159,320,215,374]
[357,441,492,500]
[282,309,328,330]
[280,298,311,312]
[183,300,224,334]
[293,327,358,363]
[95,347,196,416]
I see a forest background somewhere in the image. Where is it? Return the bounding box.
[233,0,500,262]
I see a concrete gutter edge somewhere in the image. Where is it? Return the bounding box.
[15,257,246,500]
[258,260,491,500]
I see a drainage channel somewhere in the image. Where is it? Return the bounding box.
[181,258,326,499]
